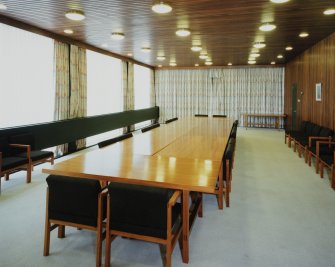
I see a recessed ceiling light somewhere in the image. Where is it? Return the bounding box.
[270,0,290,3]
[199,54,208,59]
[248,60,256,64]
[254,42,266,49]
[285,46,293,51]
[169,62,177,66]
[228,63,232,66]
[259,23,276,32]
[141,47,151,53]
[191,46,202,52]
[64,29,74,34]
[250,53,260,58]
[324,9,335,15]
[271,61,276,65]
[176,28,191,37]
[65,10,85,21]
[158,65,162,67]
[195,63,199,67]
[0,3,7,10]
[205,61,213,66]
[111,32,125,40]
[277,54,283,59]
[157,56,166,61]
[152,2,172,14]
[127,53,133,57]
[299,32,309,38]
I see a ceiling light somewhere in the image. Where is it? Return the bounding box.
[176,28,191,37]
[254,42,266,49]
[250,53,260,58]
[111,32,125,40]
[0,3,7,10]
[127,53,133,56]
[228,63,232,66]
[64,29,74,34]
[248,60,256,64]
[259,23,276,32]
[299,32,309,38]
[169,62,177,66]
[141,47,151,53]
[285,46,293,51]
[157,56,166,61]
[205,61,213,66]
[65,10,85,21]
[158,65,162,67]
[324,9,335,15]
[152,2,172,14]
[271,61,276,65]
[270,0,290,3]
[277,54,283,59]
[191,46,202,52]
[195,63,199,67]
[199,54,208,59]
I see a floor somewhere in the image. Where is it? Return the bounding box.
[1,128,335,267]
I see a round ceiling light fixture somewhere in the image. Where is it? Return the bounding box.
[141,47,151,53]
[169,62,177,66]
[299,32,309,38]
[191,46,202,52]
[65,10,85,21]
[199,54,208,59]
[285,46,293,51]
[270,0,290,3]
[324,9,335,15]
[152,2,172,14]
[259,23,276,32]
[228,62,232,66]
[277,54,283,59]
[111,32,125,40]
[64,29,74,34]
[248,60,256,64]
[176,28,191,37]
[271,61,276,65]
[205,61,213,66]
[157,56,166,61]
[253,42,266,49]
[250,53,260,58]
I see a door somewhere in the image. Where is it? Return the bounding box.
[291,84,297,130]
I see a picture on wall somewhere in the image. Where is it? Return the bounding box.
[315,83,322,101]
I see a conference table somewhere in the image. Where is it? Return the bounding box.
[42,117,233,264]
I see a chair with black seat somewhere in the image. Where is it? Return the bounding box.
[194,114,208,117]
[294,124,323,159]
[141,123,160,133]
[98,133,133,149]
[290,122,316,152]
[44,175,106,267]
[165,117,178,124]
[314,140,335,187]
[286,120,309,147]
[105,183,182,267]
[0,135,31,193]
[9,133,54,171]
[213,115,227,118]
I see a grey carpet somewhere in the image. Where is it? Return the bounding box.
[1,128,335,267]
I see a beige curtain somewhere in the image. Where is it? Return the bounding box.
[54,41,70,155]
[122,61,135,132]
[70,45,87,149]
[150,68,156,107]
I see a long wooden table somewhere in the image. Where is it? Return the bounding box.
[243,113,286,129]
[42,117,233,264]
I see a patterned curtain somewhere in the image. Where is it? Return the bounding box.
[122,61,135,132]
[150,68,157,123]
[70,45,87,149]
[155,67,284,126]
[54,41,70,155]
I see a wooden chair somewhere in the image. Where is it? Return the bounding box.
[98,133,132,148]
[9,133,54,170]
[0,135,31,193]
[213,115,227,118]
[165,117,178,124]
[105,183,182,267]
[294,124,322,158]
[286,121,310,147]
[194,114,208,117]
[44,175,106,267]
[316,141,335,189]
[141,123,160,133]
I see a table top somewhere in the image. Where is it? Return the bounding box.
[43,117,234,193]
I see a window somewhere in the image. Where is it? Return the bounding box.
[0,23,54,128]
[86,50,123,146]
[134,64,152,129]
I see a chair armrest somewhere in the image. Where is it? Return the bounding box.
[168,190,181,208]
[316,141,335,156]
[9,144,31,158]
[0,152,2,172]
[309,136,331,147]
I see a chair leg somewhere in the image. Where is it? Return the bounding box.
[197,193,203,218]
[95,230,102,267]
[331,165,335,190]
[304,147,308,163]
[166,243,172,267]
[308,152,311,166]
[5,173,9,181]
[320,162,324,178]
[316,157,320,173]
[105,233,111,267]
[58,225,65,238]
[26,164,32,183]
[44,190,50,256]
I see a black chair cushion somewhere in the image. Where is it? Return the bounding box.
[0,135,11,157]
[141,123,160,133]
[320,153,334,166]
[17,150,53,161]
[108,183,181,239]
[1,156,28,171]
[194,114,208,117]
[46,175,103,227]
[165,117,178,123]
[311,125,322,137]
[98,133,132,148]
[213,115,227,118]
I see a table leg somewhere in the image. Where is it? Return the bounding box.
[182,190,189,263]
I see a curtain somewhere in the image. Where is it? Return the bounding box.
[70,45,87,149]
[122,61,135,132]
[155,67,284,126]
[54,41,70,155]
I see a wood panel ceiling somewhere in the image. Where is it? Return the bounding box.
[0,0,334,68]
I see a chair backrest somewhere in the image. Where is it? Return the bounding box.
[165,117,178,124]
[141,123,160,133]
[311,124,322,136]
[319,127,333,137]
[194,114,208,117]
[9,133,35,153]
[305,122,314,136]
[0,135,11,157]
[213,115,227,118]
[300,121,309,132]
[108,183,177,239]
[46,175,102,227]
[223,141,235,179]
